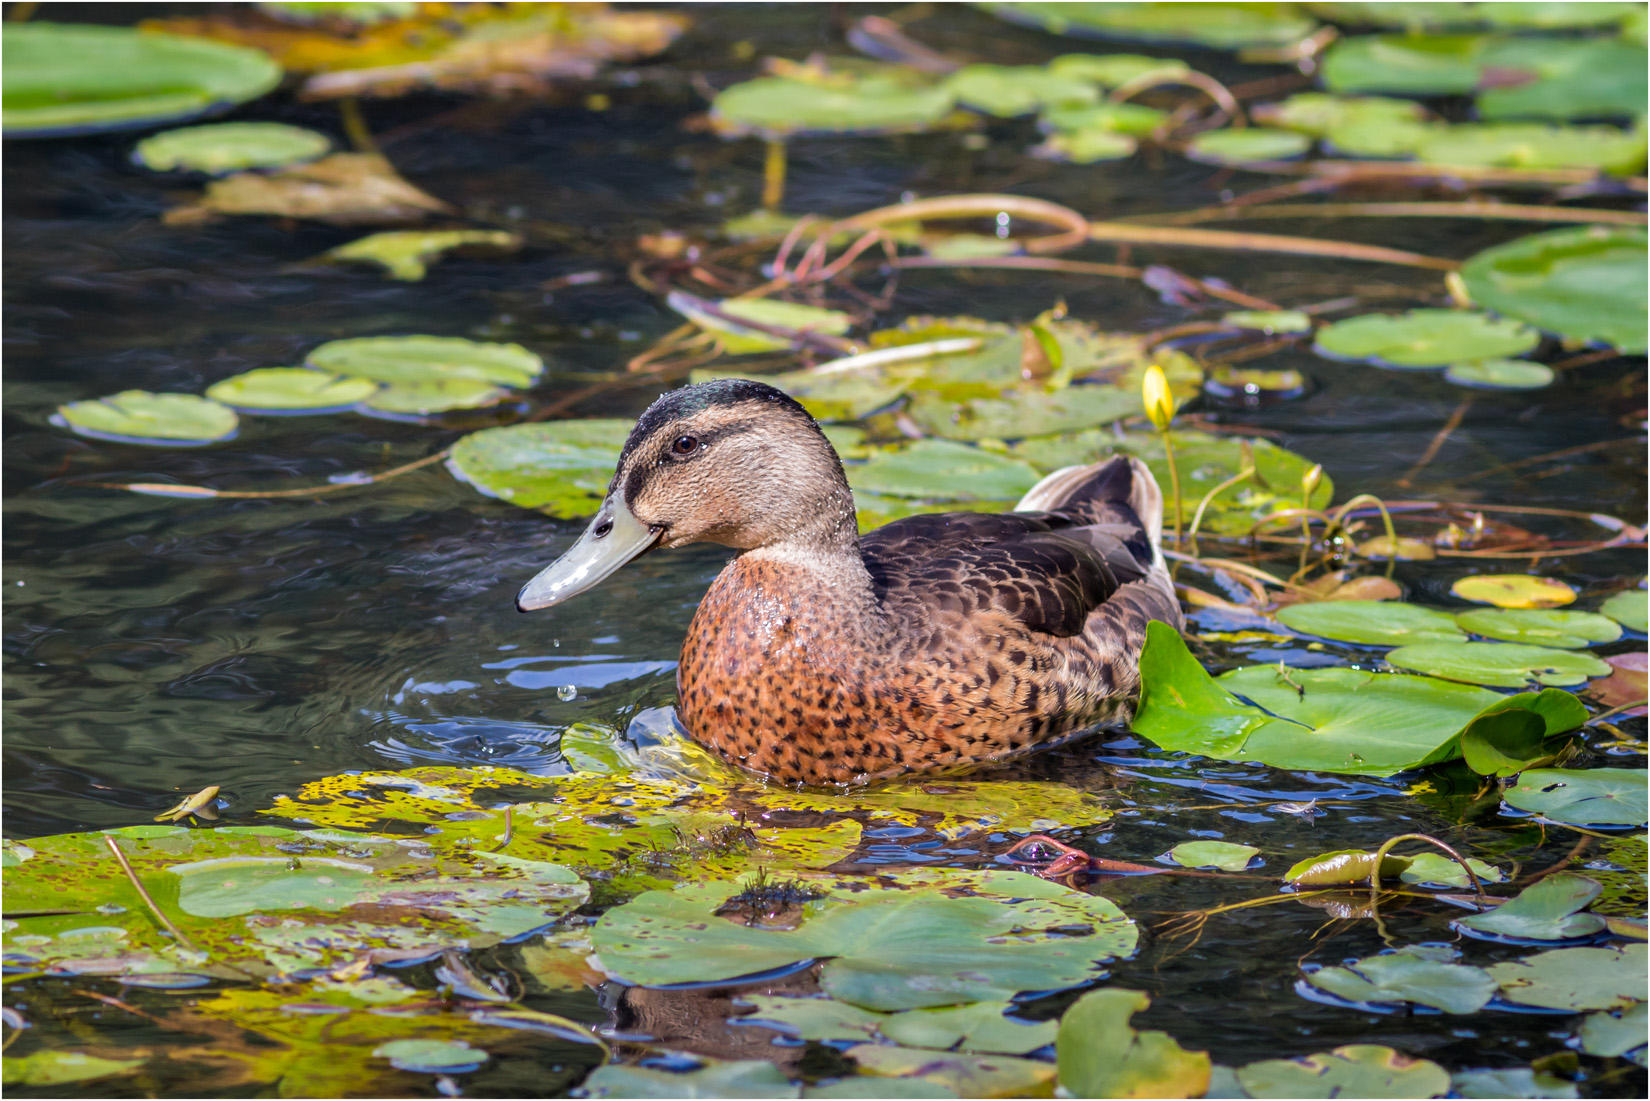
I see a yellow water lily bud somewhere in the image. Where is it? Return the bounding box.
[1142,364,1177,432]
[1301,463,1323,499]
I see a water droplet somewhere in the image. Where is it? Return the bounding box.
[557,685,578,702]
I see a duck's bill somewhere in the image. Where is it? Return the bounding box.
[516,497,660,612]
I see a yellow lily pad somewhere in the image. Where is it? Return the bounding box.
[1452,574,1577,609]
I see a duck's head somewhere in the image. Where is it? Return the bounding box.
[517,378,855,611]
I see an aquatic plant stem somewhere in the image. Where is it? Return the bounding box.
[1129,201,1649,228]
[762,139,787,211]
[1367,832,1488,910]
[103,835,203,955]
[1162,430,1183,551]
[1397,397,1473,489]
[338,96,378,154]
[86,448,454,500]
[1328,493,1399,579]
[1184,464,1255,557]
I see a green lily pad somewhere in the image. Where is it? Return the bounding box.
[1579,1002,1649,1058]
[1056,988,1211,1099]
[372,1039,487,1073]
[671,295,854,355]
[1305,946,1497,1014]
[738,996,887,1044]
[591,869,1137,1010]
[1251,91,1436,157]
[1456,609,1621,648]
[3,23,282,137]
[1443,359,1554,391]
[1277,601,1465,647]
[945,64,1099,117]
[1460,708,1567,777]
[584,1060,799,1099]
[808,1080,958,1099]
[307,335,543,386]
[1185,128,1313,165]
[1133,621,1588,775]
[692,367,908,422]
[1236,1045,1449,1099]
[1222,310,1313,333]
[205,367,381,411]
[844,1045,1055,1097]
[1414,123,1646,175]
[1312,2,1641,31]
[1314,309,1539,369]
[1460,226,1647,355]
[1283,849,1412,886]
[1602,589,1649,633]
[55,391,238,445]
[982,2,1320,49]
[1042,100,1167,136]
[361,378,513,416]
[1166,840,1259,871]
[1397,852,1503,888]
[326,229,521,281]
[710,69,955,139]
[1502,768,1649,827]
[1386,641,1610,688]
[258,2,420,23]
[847,439,1043,502]
[1452,1067,1580,1099]
[908,383,1143,441]
[1,1051,146,1087]
[1032,127,1139,163]
[1452,574,1576,609]
[1048,53,1189,88]
[1487,943,1648,1010]
[878,1002,1057,1056]
[135,122,330,174]
[447,419,630,517]
[1457,872,1606,941]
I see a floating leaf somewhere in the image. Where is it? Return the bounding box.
[55,391,238,446]
[847,439,1043,502]
[845,1044,1055,1097]
[1453,1067,1579,1099]
[372,1039,487,1074]
[1397,853,1503,888]
[1457,872,1605,941]
[1578,1002,1649,1058]
[1283,849,1412,886]
[1452,574,1576,609]
[1185,128,1312,165]
[1277,600,1464,646]
[1055,988,1210,1099]
[1166,840,1258,871]
[1460,708,1565,776]
[361,378,513,416]
[448,420,629,516]
[1222,310,1312,334]
[1253,92,1434,157]
[1305,946,1497,1014]
[135,121,330,174]
[1040,99,1168,135]
[326,229,521,281]
[1314,309,1538,369]
[1602,588,1649,633]
[2,23,281,137]
[1456,609,1621,649]
[738,996,888,1044]
[582,1060,800,1099]
[205,367,380,411]
[710,68,955,139]
[1133,621,1587,775]
[308,335,543,387]
[982,2,1320,49]
[1355,535,1435,561]
[1487,943,1648,1011]
[671,296,854,355]
[1032,127,1138,162]
[1459,226,1647,355]
[1236,1045,1449,1099]
[169,152,454,226]
[908,383,1143,441]
[1387,641,1610,688]
[1443,359,1554,391]
[1,1051,146,1087]
[591,869,1137,1010]
[945,64,1099,117]
[808,1080,958,1099]
[1502,768,1648,827]
[878,1002,1057,1056]
[1049,52,1189,86]
[1415,123,1646,175]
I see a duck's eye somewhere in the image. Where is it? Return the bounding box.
[593,517,613,539]
[672,435,699,455]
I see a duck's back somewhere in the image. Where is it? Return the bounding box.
[677,456,1182,785]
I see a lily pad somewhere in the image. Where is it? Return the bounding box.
[1056,988,1211,1099]
[326,229,521,281]
[1502,768,1649,827]
[710,69,955,139]
[1048,52,1190,87]
[1,1051,146,1087]
[591,869,1137,1010]
[1314,309,1538,369]
[846,439,1043,502]
[1459,226,1648,355]
[1398,853,1503,888]
[1236,1045,1449,1099]
[1032,127,1139,162]
[308,334,542,387]
[1277,601,1464,647]
[1601,589,1649,633]
[1041,99,1167,137]
[1457,872,1606,941]
[1386,641,1610,688]
[1254,92,1434,157]
[3,23,282,137]
[135,121,330,174]
[447,420,630,517]
[877,1002,1057,1056]
[1415,123,1646,175]
[982,2,1320,49]
[1452,1067,1579,1099]
[361,378,513,416]
[1578,1002,1649,1058]
[1284,849,1413,886]
[1222,310,1312,334]
[1460,708,1566,776]
[1452,574,1576,609]
[205,367,380,411]
[1456,609,1621,649]
[1166,840,1259,871]
[55,391,238,445]
[844,1045,1055,1097]
[1305,946,1497,1014]
[945,64,1098,117]
[1443,359,1554,391]
[1133,621,1587,775]
[583,1060,799,1099]
[1487,943,1648,1011]
[373,1038,487,1073]
[671,295,854,355]
[908,383,1143,441]
[1185,128,1312,165]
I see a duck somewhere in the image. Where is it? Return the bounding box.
[516,378,1183,787]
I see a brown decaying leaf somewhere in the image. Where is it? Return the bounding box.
[165,154,454,227]
[1588,652,1648,716]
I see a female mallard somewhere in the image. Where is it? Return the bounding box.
[517,378,1182,787]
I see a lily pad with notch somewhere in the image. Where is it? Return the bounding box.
[1456,872,1606,942]
[1502,768,1648,827]
[846,439,1043,502]
[1314,309,1538,369]
[1385,641,1609,688]
[1304,945,1497,1014]
[1276,600,1464,647]
[447,419,631,517]
[135,121,331,174]
[1455,609,1621,649]
[1235,1044,1449,1100]
[1055,987,1210,1100]
[1459,226,1647,355]
[55,391,239,446]
[1165,840,1259,871]
[307,335,543,387]
[1487,943,1647,1011]
[205,367,380,412]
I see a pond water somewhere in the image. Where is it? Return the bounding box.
[3,4,1646,1098]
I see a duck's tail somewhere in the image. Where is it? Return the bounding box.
[1015,455,1165,571]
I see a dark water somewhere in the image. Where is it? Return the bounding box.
[4,4,1646,1096]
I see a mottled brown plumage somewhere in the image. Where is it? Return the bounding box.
[517,378,1182,787]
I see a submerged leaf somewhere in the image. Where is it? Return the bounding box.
[168,152,454,226]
